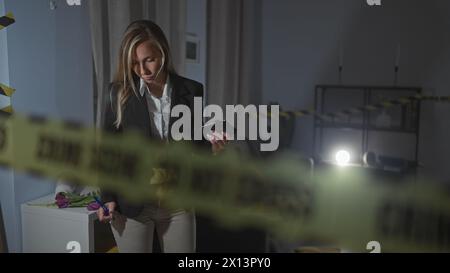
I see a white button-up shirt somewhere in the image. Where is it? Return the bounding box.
[139,77,172,140]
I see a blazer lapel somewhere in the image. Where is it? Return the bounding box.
[125,86,152,137]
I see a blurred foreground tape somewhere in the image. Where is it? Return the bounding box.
[0,113,450,252]
[0,105,13,114]
[0,12,15,30]
[0,84,15,97]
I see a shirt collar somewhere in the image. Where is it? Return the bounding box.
[139,76,171,100]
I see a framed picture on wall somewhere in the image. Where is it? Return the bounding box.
[186,33,200,63]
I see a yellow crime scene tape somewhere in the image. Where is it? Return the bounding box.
[0,84,15,97]
[0,12,14,31]
[0,11,16,114]
[0,105,13,114]
[0,84,15,114]
[270,94,450,120]
[1,110,450,253]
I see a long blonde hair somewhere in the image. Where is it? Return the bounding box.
[113,20,176,128]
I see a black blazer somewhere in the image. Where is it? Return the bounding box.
[100,73,207,218]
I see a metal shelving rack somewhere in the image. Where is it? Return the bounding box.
[312,85,422,165]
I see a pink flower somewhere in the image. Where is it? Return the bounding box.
[56,197,69,208]
[87,202,100,211]
[55,193,69,208]
[55,192,66,201]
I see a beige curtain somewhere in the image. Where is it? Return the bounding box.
[88,0,186,127]
[206,0,262,107]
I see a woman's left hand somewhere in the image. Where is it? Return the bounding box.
[208,131,228,155]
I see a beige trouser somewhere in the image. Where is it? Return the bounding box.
[110,205,196,253]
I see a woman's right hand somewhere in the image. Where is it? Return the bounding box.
[97,201,117,223]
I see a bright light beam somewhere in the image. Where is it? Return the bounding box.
[335,150,350,166]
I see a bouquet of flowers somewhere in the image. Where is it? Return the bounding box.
[32,192,101,212]
[55,192,101,211]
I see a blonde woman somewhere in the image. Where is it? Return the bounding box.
[97,20,225,253]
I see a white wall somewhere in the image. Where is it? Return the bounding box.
[0,0,19,254]
[261,0,450,181]
[0,1,11,109]
[0,0,93,252]
[421,1,450,182]
[185,0,207,87]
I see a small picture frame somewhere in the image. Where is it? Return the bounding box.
[186,33,200,63]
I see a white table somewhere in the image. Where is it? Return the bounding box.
[21,194,113,253]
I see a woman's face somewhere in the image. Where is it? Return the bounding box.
[132,40,165,85]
